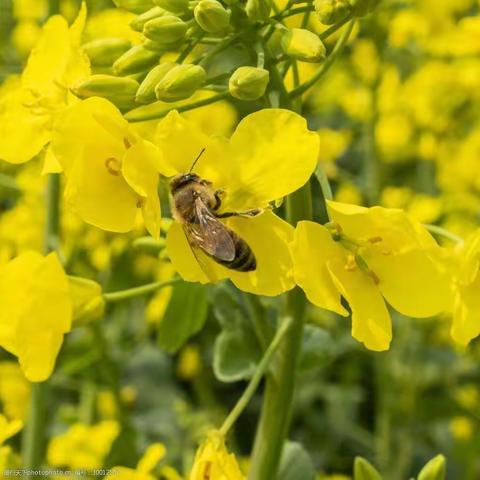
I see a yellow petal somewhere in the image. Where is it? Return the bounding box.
[122,140,162,238]
[42,145,63,174]
[0,85,50,164]
[327,201,439,253]
[0,252,72,382]
[225,211,295,296]
[452,274,480,345]
[367,249,453,318]
[328,258,391,351]
[224,109,319,211]
[155,110,229,182]
[291,221,347,315]
[137,443,166,473]
[52,98,138,232]
[0,415,23,445]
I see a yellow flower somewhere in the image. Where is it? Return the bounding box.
[0,414,23,445]
[0,4,90,165]
[177,344,201,380]
[449,416,474,441]
[451,229,480,344]
[51,97,171,237]
[47,420,120,470]
[112,443,167,480]
[291,202,452,351]
[157,109,319,296]
[189,430,245,480]
[0,251,72,382]
[0,362,31,421]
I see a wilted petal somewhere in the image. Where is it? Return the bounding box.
[291,221,347,315]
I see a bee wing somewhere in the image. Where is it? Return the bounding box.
[191,197,236,262]
[182,226,219,282]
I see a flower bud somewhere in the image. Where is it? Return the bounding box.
[418,455,446,480]
[71,74,140,109]
[113,0,155,13]
[82,38,132,66]
[229,66,269,100]
[194,0,231,33]
[354,457,382,480]
[155,64,206,102]
[113,45,159,75]
[69,277,105,325]
[349,0,381,16]
[153,0,190,14]
[314,0,352,24]
[281,28,326,63]
[136,62,176,103]
[143,15,188,45]
[142,38,168,52]
[130,6,170,31]
[245,0,272,22]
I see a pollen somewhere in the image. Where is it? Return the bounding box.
[105,157,122,176]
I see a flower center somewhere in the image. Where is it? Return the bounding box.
[105,157,122,176]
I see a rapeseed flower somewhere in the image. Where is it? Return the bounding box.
[112,443,166,479]
[0,3,89,166]
[157,109,319,296]
[0,362,31,421]
[189,430,245,480]
[51,97,172,236]
[291,202,452,350]
[0,414,22,445]
[0,251,72,382]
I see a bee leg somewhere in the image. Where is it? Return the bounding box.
[213,189,226,211]
[216,208,263,219]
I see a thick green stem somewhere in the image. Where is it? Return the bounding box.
[249,184,312,480]
[22,174,61,475]
[103,278,182,303]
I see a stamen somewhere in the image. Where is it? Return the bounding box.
[370,271,380,285]
[368,236,383,244]
[344,254,357,272]
[105,157,122,176]
[123,137,131,149]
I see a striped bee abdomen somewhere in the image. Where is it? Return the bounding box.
[216,232,256,272]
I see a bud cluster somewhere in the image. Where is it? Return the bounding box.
[73,0,381,111]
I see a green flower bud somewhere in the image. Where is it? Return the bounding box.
[71,74,140,109]
[136,62,176,103]
[229,66,269,100]
[155,63,206,102]
[418,455,446,480]
[68,276,105,326]
[130,6,170,31]
[113,0,155,13]
[245,0,272,22]
[281,28,326,63]
[113,45,159,75]
[349,0,381,16]
[143,15,188,45]
[194,0,231,33]
[353,457,382,480]
[153,0,190,14]
[142,38,168,52]
[314,0,352,24]
[82,38,132,66]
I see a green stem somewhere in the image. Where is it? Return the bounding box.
[273,5,313,20]
[22,174,61,475]
[249,183,312,480]
[176,32,206,63]
[319,12,354,40]
[125,91,230,122]
[424,224,464,245]
[289,19,355,98]
[219,316,293,436]
[103,278,182,303]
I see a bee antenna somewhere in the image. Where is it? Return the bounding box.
[189,148,206,173]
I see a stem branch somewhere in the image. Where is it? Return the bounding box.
[103,278,182,303]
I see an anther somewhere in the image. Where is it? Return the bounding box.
[123,137,131,149]
[370,271,380,285]
[368,236,383,244]
[344,254,357,272]
[105,157,122,176]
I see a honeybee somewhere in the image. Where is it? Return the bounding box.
[170,149,261,272]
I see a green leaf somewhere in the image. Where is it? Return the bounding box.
[299,325,333,371]
[213,327,260,382]
[417,455,446,480]
[278,442,315,480]
[354,457,382,480]
[157,282,208,353]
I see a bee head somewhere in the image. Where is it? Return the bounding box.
[170,173,201,194]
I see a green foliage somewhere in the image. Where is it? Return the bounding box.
[278,442,316,480]
[417,455,447,480]
[157,282,208,353]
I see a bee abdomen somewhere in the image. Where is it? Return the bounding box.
[218,234,256,272]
